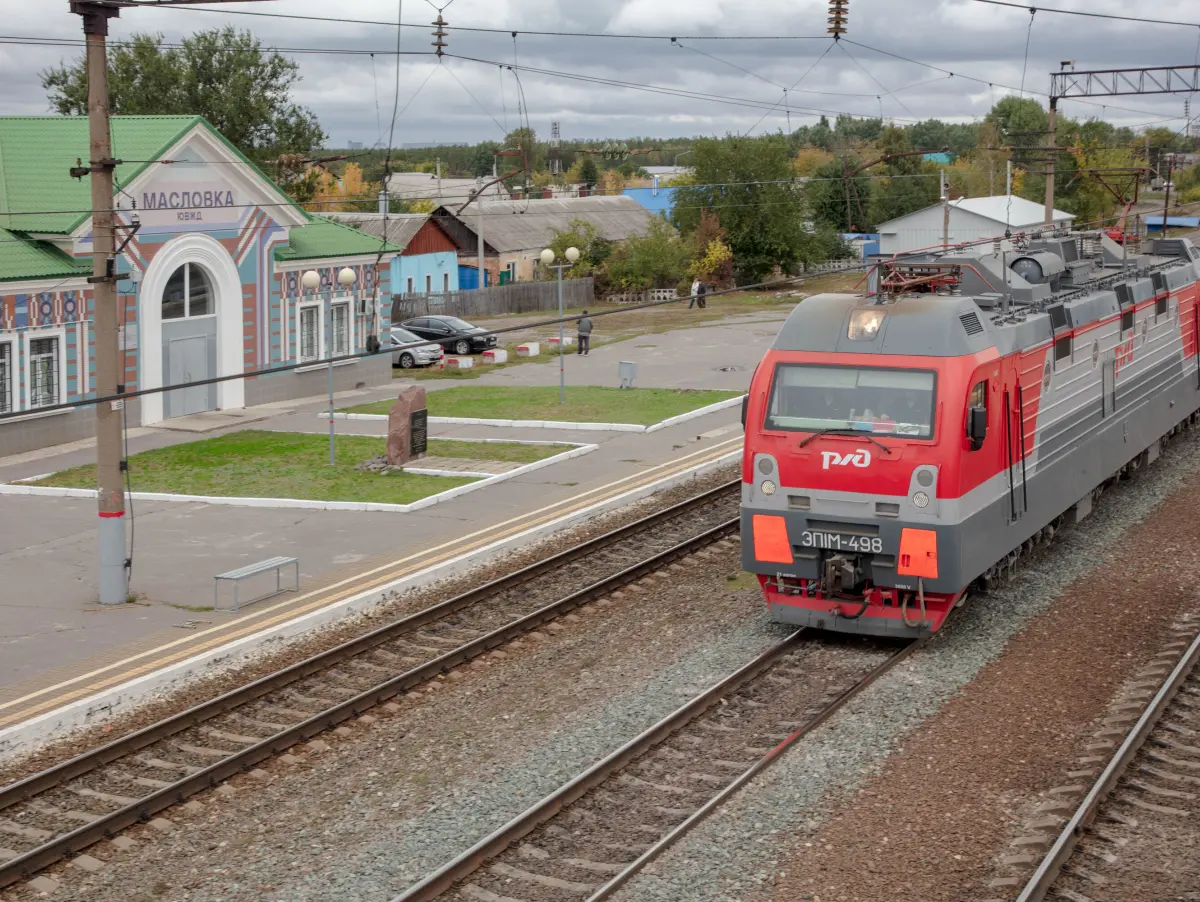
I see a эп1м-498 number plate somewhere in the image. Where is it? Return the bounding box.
[799,531,883,553]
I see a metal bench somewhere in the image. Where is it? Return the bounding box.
[213,556,299,613]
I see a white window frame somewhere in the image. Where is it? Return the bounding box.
[406,277,414,295]
[297,301,322,364]
[0,338,12,415]
[162,262,217,321]
[330,300,351,357]
[21,327,66,411]
[443,272,450,293]
[506,261,518,282]
[425,274,432,294]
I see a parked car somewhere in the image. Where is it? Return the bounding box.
[388,326,443,369]
[401,315,497,355]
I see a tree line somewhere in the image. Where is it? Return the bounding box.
[41,26,1200,288]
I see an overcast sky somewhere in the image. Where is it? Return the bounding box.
[3,0,1199,148]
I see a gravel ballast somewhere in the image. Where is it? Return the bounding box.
[8,542,787,902]
[610,428,1200,902]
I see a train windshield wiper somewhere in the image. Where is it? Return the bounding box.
[798,428,892,455]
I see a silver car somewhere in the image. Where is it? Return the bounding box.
[389,326,443,369]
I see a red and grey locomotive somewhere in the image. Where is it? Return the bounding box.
[740,233,1200,637]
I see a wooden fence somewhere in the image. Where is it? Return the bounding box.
[391,278,595,322]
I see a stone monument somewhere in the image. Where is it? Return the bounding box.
[386,385,429,466]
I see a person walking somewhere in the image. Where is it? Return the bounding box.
[689,278,707,309]
[577,310,593,355]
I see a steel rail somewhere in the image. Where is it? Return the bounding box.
[586,636,924,901]
[1014,627,1200,902]
[0,482,739,889]
[390,631,807,902]
[390,636,918,902]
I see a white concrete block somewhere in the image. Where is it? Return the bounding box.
[515,342,540,357]
[446,356,474,370]
[547,335,575,347]
[482,348,508,364]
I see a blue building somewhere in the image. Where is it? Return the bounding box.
[623,185,678,217]
[330,213,461,298]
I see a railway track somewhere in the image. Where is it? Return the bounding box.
[393,633,919,902]
[0,480,741,891]
[1011,618,1200,902]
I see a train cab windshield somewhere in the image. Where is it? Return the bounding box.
[764,364,936,438]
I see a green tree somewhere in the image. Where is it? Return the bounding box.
[602,218,691,290]
[579,158,600,189]
[985,96,1049,148]
[503,127,546,173]
[41,28,325,162]
[541,218,612,278]
[867,125,940,227]
[470,142,499,178]
[672,135,811,283]
[807,157,873,233]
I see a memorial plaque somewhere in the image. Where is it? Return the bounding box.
[410,409,428,456]
[386,385,428,466]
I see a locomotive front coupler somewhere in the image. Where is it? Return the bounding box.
[821,553,863,595]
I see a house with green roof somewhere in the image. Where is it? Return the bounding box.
[0,114,402,456]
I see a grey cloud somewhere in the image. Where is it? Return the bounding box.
[1,0,1195,146]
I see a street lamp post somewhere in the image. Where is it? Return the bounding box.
[302,266,358,465]
[539,246,581,404]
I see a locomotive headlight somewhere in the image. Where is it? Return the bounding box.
[912,491,930,509]
[761,479,777,496]
[848,308,887,340]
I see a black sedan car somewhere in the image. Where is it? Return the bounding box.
[400,315,497,355]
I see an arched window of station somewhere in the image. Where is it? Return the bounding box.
[161,263,215,320]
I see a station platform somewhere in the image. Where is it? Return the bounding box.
[0,315,775,751]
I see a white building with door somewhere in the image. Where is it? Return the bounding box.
[876,195,1075,256]
[0,115,401,457]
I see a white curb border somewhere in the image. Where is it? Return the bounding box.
[327,395,744,433]
[0,447,740,759]
[0,444,598,513]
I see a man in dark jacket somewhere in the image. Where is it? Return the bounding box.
[577,311,593,355]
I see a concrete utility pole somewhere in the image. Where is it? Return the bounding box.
[1044,97,1058,225]
[72,0,274,606]
[941,169,950,248]
[71,1,125,605]
[476,187,486,288]
[1162,153,1176,236]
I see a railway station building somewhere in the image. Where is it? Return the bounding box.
[0,115,401,457]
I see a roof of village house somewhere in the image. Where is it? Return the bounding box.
[437,195,660,253]
[383,172,508,203]
[325,212,431,250]
[877,194,1074,231]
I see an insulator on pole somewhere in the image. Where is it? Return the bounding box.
[827,0,849,38]
[432,13,448,56]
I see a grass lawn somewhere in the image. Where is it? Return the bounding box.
[32,431,562,503]
[345,386,740,425]
[427,439,563,464]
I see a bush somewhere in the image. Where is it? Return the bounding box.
[601,218,691,290]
